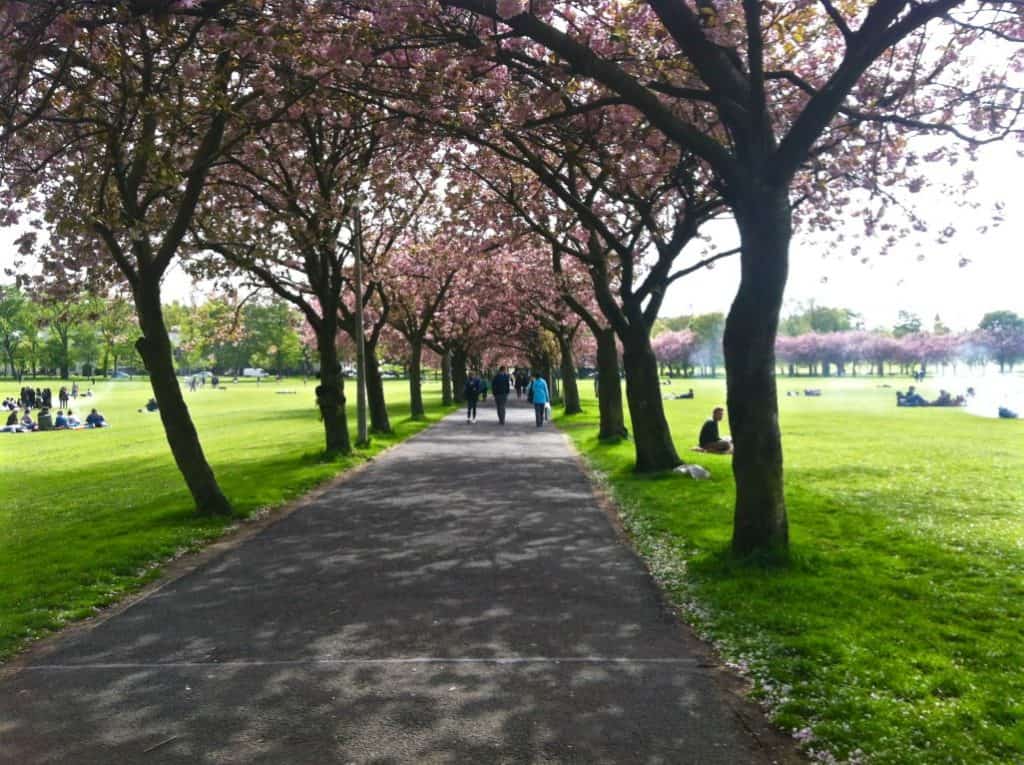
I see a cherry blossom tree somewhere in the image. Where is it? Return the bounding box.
[387,0,1024,554]
[652,329,698,376]
[0,3,315,512]
[192,93,420,452]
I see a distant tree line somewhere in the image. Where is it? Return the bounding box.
[0,285,315,380]
[652,306,1024,378]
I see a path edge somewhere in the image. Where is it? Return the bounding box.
[553,424,807,765]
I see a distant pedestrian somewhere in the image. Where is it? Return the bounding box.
[465,371,482,423]
[514,369,528,399]
[527,371,550,428]
[491,366,512,424]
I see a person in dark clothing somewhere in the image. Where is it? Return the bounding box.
[464,372,481,423]
[514,369,528,399]
[491,366,512,424]
[85,408,107,428]
[698,407,732,453]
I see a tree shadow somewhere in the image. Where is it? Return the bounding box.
[1,406,795,763]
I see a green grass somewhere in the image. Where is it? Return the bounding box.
[556,376,1024,765]
[0,376,454,661]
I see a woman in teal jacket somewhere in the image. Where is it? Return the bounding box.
[528,371,550,428]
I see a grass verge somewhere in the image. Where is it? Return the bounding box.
[557,376,1024,765]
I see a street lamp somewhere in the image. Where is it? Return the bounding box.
[352,195,369,447]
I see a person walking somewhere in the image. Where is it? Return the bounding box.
[527,371,550,428]
[491,365,512,425]
[464,371,481,423]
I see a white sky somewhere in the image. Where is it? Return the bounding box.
[2,143,1021,332]
[662,141,1024,331]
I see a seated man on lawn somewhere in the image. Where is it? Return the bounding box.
[698,406,733,454]
[85,408,108,428]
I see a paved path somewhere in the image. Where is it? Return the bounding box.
[1,401,796,764]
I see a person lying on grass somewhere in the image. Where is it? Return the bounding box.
[698,407,733,454]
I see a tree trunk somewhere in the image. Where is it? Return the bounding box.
[620,326,681,472]
[133,282,232,516]
[595,328,628,441]
[546,357,561,404]
[452,347,468,404]
[408,338,425,419]
[558,334,582,415]
[316,321,351,455]
[725,189,790,557]
[59,334,70,380]
[441,350,453,406]
[364,341,391,434]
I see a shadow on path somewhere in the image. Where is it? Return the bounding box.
[0,401,799,764]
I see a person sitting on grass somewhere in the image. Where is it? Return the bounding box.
[145,397,159,412]
[54,410,69,429]
[674,388,695,399]
[37,407,53,431]
[5,408,17,427]
[698,407,733,454]
[20,410,35,431]
[85,408,107,428]
[66,410,81,428]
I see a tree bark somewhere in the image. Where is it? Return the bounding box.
[725,189,790,556]
[621,325,682,472]
[452,347,468,404]
[59,333,70,380]
[595,328,628,441]
[133,281,231,516]
[441,350,453,406]
[364,341,391,434]
[558,333,582,415]
[408,338,425,419]
[315,319,351,455]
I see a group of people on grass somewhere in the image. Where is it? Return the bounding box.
[187,374,220,392]
[463,367,550,428]
[896,385,969,408]
[2,403,107,433]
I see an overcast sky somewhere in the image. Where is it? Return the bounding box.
[2,141,1021,332]
[661,140,1024,331]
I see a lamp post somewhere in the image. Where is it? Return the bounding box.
[352,196,369,447]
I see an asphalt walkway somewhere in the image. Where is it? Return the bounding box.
[0,400,797,764]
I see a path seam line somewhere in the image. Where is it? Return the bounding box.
[24,656,705,670]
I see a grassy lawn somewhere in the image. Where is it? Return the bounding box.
[0,376,454,662]
[556,376,1024,765]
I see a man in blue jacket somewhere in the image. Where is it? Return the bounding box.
[528,371,550,428]
[491,366,512,424]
